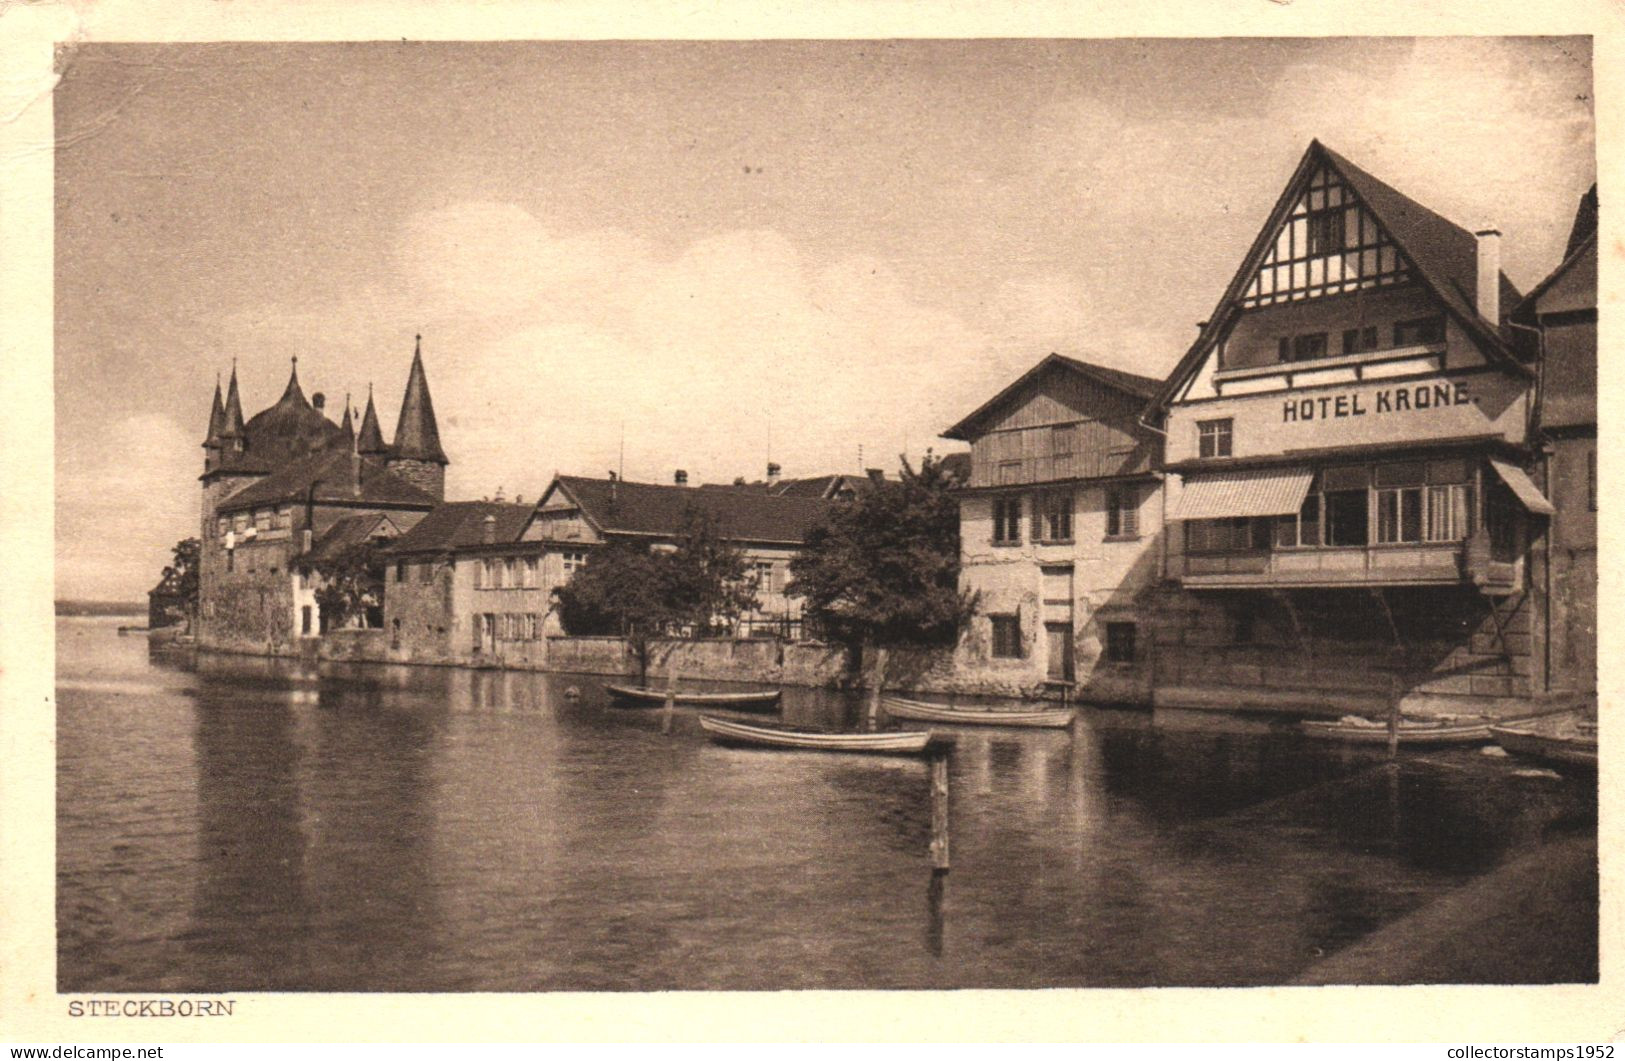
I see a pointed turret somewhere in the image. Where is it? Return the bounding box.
[357,384,389,456]
[203,376,226,447]
[391,336,448,465]
[276,356,310,408]
[339,392,355,443]
[221,363,246,448]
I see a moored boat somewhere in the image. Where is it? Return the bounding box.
[883,696,1075,729]
[698,714,934,754]
[605,683,781,710]
[1490,711,1597,769]
[1300,715,1493,746]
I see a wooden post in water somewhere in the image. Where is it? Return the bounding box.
[663,650,678,735]
[1386,673,1401,758]
[929,746,950,873]
[866,645,889,733]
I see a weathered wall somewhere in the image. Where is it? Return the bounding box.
[1544,435,1597,695]
[951,483,1164,704]
[383,556,457,663]
[1151,584,1539,715]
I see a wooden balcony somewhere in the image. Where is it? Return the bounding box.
[1173,540,1518,594]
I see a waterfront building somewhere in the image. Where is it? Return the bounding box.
[520,472,835,641]
[941,354,1166,701]
[1511,186,1598,697]
[196,340,446,653]
[1144,140,1560,715]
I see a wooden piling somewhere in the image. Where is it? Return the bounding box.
[929,747,950,872]
[866,646,889,733]
[663,651,678,735]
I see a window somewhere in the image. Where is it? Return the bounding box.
[1105,622,1137,664]
[485,559,500,588]
[990,615,1023,658]
[395,561,406,583]
[1375,462,1425,544]
[1393,316,1446,347]
[277,508,293,529]
[1306,208,1346,257]
[226,549,235,573]
[562,550,587,574]
[1106,486,1139,540]
[505,559,518,588]
[1277,332,1328,363]
[1342,326,1380,355]
[216,517,228,539]
[993,497,1023,544]
[1040,490,1073,541]
[1322,465,1371,546]
[526,613,540,640]
[254,509,272,531]
[997,461,1022,486]
[753,561,775,594]
[525,557,539,588]
[1197,419,1233,459]
[1187,517,1269,553]
[473,562,483,589]
[1275,492,1321,548]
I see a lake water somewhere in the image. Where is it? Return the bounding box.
[57,616,1596,991]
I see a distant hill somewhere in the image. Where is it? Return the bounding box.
[55,600,146,617]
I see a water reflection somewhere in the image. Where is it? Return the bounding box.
[47,619,1597,990]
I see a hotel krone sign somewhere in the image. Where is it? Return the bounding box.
[1170,369,1529,462]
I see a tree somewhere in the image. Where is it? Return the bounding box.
[554,508,760,682]
[310,540,384,630]
[152,537,200,628]
[789,452,974,655]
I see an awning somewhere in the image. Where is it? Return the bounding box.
[1173,468,1315,521]
[1489,458,1556,516]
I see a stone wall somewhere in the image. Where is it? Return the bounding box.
[383,558,457,663]
[1151,584,1540,715]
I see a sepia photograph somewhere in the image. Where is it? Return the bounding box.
[25,22,1606,1031]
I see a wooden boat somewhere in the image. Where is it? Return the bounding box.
[605,683,781,710]
[883,696,1075,729]
[698,714,934,754]
[1300,714,1494,746]
[1490,712,1597,769]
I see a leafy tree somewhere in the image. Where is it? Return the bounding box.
[554,508,760,681]
[311,540,384,630]
[789,452,974,656]
[152,537,201,628]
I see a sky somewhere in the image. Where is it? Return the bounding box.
[53,38,1595,600]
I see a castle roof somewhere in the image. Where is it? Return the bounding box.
[203,378,226,447]
[216,447,438,514]
[392,337,448,465]
[385,501,533,555]
[357,385,389,456]
[221,365,246,439]
[234,359,350,469]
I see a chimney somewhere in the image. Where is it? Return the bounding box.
[866,467,884,484]
[766,462,781,485]
[482,513,497,545]
[1475,227,1502,323]
[674,469,689,486]
[312,392,326,413]
[608,470,617,482]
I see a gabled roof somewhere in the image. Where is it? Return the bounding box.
[1150,140,1531,415]
[216,448,438,514]
[384,501,532,555]
[941,353,1163,442]
[300,512,400,565]
[1514,184,1599,318]
[543,475,832,545]
[392,337,448,465]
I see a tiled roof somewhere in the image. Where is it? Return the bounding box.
[1051,355,1163,400]
[935,452,971,483]
[217,448,438,513]
[1565,184,1598,259]
[555,475,832,544]
[301,513,396,564]
[385,501,532,555]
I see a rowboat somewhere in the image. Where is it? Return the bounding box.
[604,683,781,710]
[1490,711,1598,769]
[698,714,934,754]
[883,696,1075,729]
[1300,715,1494,746]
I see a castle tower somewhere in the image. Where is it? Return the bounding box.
[220,363,246,455]
[339,392,355,445]
[202,375,226,474]
[386,335,448,501]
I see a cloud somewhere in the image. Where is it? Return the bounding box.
[57,414,199,601]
